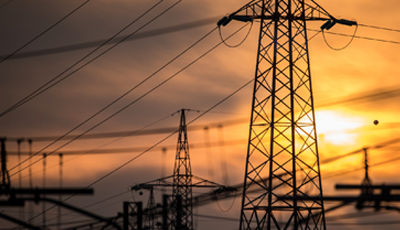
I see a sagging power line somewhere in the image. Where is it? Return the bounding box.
[0,0,170,118]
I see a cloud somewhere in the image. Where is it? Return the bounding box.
[2,1,400,229]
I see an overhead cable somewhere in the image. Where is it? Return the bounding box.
[21,40,255,224]
[0,0,91,63]
[43,131,400,228]
[0,0,14,10]
[358,23,400,33]
[45,190,131,225]
[6,117,247,142]
[9,112,184,184]
[323,153,400,179]
[0,0,167,118]
[0,16,221,60]
[6,0,180,173]
[8,21,249,178]
[8,25,216,177]
[7,83,400,143]
[309,28,400,45]
[7,138,247,157]
[21,76,254,228]
[320,135,400,166]
[317,85,400,108]
[69,77,254,207]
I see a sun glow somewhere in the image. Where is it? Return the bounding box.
[316,110,364,146]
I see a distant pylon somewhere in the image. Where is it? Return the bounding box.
[0,138,10,191]
[172,109,192,230]
[219,0,341,229]
[144,188,159,229]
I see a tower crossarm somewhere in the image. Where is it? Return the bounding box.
[130,174,234,190]
[130,175,175,190]
[218,0,335,28]
[191,175,235,188]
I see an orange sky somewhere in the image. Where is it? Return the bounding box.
[1,0,400,229]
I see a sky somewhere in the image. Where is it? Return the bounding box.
[1,0,400,229]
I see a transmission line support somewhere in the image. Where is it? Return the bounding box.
[216,0,356,229]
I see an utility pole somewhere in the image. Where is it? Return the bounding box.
[218,1,356,229]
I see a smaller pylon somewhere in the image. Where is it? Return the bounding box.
[130,109,236,230]
[0,138,10,192]
[356,148,373,210]
[172,109,192,230]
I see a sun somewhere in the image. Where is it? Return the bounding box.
[315,110,364,146]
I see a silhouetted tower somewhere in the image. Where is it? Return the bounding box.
[144,188,158,229]
[172,109,192,230]
[130,109,232,229]
[356,148,373,209]
[0,138,10,191]
[217,0,355,229]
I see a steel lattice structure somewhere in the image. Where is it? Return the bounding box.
[221,0,336,229]
[130,109,230,230]
[172,109,193,230]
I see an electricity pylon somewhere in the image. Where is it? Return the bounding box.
[218,1,354,229]
[131,109,234,230]
[0,139,10,191]
[172,109,193,230]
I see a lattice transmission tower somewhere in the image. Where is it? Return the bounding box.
[172,109,193,230]
[218,0,355,229]
[130,109,232,230]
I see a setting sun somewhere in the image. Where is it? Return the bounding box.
[316,110,365,146]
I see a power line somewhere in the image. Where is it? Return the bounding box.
[0,0,14,10]
[0,0,91,63]
[8,82,400,186]
[317,85,400,108]
[7,17,400,230]
[327,220,400,226]
[15,30,255,223]
[10,17,398,183]
[13,16,400,61]
[0,16,221,60]
[8,21,249,178]
[5,81,400,144]
[7,28,254,224]
[0,0,167,118]
[27,132,400,229]
[5,117,247,142]
[7,82,400,143]
[44,190,131,226]
[7,25,217,177]
[323,151,400,179]
[54,136,400,229]
[358,23,400,33]
[5,138,245,156]
[2,22,399,118]
[194,213,238,222]
[326,210,389,222]
[9,111,181,184]
[321,136,400,166]
[19,77,254,229]
[2,22,398,61]
[5,0,183,174]
[308,28,400,45]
